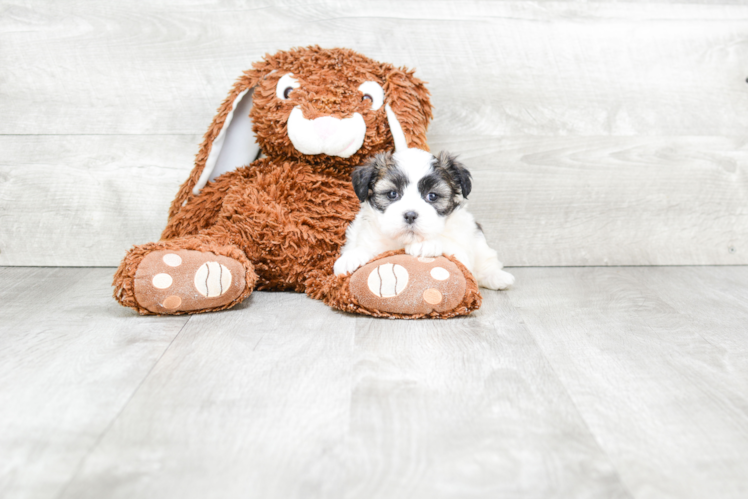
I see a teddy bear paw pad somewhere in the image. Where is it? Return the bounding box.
[134,250,245,314]
[350,254,467,315]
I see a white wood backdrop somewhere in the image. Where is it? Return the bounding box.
[1,0,747,266]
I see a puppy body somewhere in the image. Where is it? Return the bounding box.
[334,148,514,290]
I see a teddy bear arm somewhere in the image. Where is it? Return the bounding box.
[161,167,255,240]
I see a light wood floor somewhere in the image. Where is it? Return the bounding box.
[1,266,747,498]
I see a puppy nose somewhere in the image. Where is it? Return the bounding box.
[403,211,418,224]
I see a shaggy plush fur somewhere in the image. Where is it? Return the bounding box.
[113,46,482,318]
[166,47,433,222]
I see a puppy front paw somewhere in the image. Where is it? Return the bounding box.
[334,251,372,276]
[405,240,443,258]
[479,268,515,290]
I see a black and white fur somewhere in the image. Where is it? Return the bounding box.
[334,148,514,290]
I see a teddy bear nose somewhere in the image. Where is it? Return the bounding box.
[313,116,339,139]
[403,211,419,224]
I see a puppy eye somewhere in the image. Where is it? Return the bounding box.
[387,190,398,200]
[276,73,300,100]
[427,193,438,202]
[357,81,384,110]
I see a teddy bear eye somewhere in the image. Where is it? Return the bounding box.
[427,192,438,202]
[387,190,398,200]
[357,81,384,110]
[276,73,300,100]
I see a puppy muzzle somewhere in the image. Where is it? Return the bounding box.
[403,211,419,224]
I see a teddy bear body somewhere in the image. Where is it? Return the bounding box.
[163,159,359,292]
[113,47,482,318]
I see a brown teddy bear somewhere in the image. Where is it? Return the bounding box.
[113,46,481,318]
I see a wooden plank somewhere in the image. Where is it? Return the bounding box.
[332,292,628,497]
[3,1,748,268]
[5,266,748,496]
[2,134,746,267]
[0,134,198,266]
[507,266,748,497]
[435,134,748,267]
[640,266,748,356]
[0,267,188,498]
[1,1,747,136]
[60,289,628,497]
[61,292,360,498]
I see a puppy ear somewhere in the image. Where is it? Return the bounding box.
[437,151,472,199]
[352,160,376,203]
[352,152,389,202]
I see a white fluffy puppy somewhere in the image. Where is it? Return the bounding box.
[334,148,514,290]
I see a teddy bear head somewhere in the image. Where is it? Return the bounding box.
[190,46,434,196]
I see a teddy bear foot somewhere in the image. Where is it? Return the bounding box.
[347,252,482,318]
[132,250,249,314]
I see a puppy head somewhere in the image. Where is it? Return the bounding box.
[352,149,472,242]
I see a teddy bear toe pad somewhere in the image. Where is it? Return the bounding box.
[350,254,467,315]
[134,250,246,314]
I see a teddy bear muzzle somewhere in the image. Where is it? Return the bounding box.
[286,107,366,158]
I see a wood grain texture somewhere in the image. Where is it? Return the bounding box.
[3,266,747,497]
[61,292,360,498]
[2,1,748,266]
[507,266,748,497]
[0,135,198,266]
[334,295,628,497]
[61,287,628,498]
[2,1,748,136]
[0,267,188,497]
[2,134,745,266]
[436,134,748,266]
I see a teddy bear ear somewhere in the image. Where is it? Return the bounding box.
[191,70,270,195]
[192,86,259,195]
[167,66,272,218]
[382,66,434,152]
